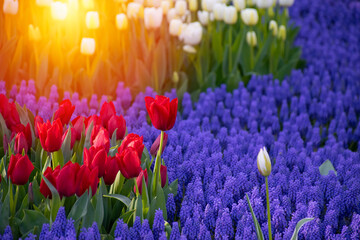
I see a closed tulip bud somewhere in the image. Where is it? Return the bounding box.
[278,25,286,40]
[80,38,96,56]
[172,71,179,83]
[14,132,28,154]
[92,127,110,153]
[36,0,52,7]
[160,165,167,187]
[57,162,80,198]
[269,20,278,36]
[116,148,142,179]
[256,0,272,8]
[201,0,216,12]
[279,0,294,7]
[75,165,98,196]
[117,133,144,159]
[150,132,168,156]
[197,10,209,26]
[127,2,144,19]
[246,30,257,47]
[82,0,94,9]
[134,169,148,194]
[160,1,171,14]
[3,0,18,15]
[51,2,67,20]
[28,24,41,42]
[38,119,63,153]
[188,0,198,12]
[116,13,129,30]
[233,0,245,11]
[183,44,197,53]
[179,21,202,46]
[54,99,75,126]
[40,166,60,198]
[257,147,271,177]
[84,146,107,178]
[167,8,178,22]
[86,11,100,29]
[223,6,237,24]
[169,19,183,36]
[175,0,187,16]
[103,156,120,185]
[144,7,163,29]
[8,154,34,185]
[241,8,258,26]
[212,3,225,21]
[145,95,178,131]
[100,101,116,128]
[107,115,126,141]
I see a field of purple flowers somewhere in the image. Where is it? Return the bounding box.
[1,0,360,239]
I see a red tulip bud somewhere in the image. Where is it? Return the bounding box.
[107,115,126,141]
[103,156,120,185]
[100,101,116,128]
[116,147,142,179]
[14,132,28,154]
[145,95,178,131]
[56,162,80,198]
[75,165,99,197]
[71,116,85,141]
[54,99,75,126]
[134,169,148,194]
[84,146,107,178]
[150,132,168,157]
[37,119,63,153]
[160,165,167,188]
[40,166,60,199]
[117,133,144,159]
[8,154,34,185]
[92,127,110,153]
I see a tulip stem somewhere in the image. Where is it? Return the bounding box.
[10,184,20,217]
[153,131,164,195]
[265,176,272,240]
[228,27,232,73]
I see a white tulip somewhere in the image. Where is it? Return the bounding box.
[80,38,96,56]
[51,2,67,20]
[223,6,237,24]
[167,8,179,22]
[201,0,217,12]
[278,25,286,40]
[246,30,257,46]
[256,0,273,8]
[86,11,100,29]
[233,0,245,11]
[36,0,52,7]
[127,2,144,19]
[269,20,278,36]
[180,21,202,45]
[116,13,129,30]
[257,147,271,177]
[197,10,209,26]
[144,7,163,29]
[278,0,294,7]
[240,8,258,26]
[3,0,18,15]
[160,1,171,14]
[212,3,225,21]
[169,19,183,36]
[175,0,187,16]
[183,44,197,53]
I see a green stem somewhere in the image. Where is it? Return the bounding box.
[265,177,272,240]
[153,131,164,195]
[228,27,232,73]
[250,45,254,70]
[10,184,20,217]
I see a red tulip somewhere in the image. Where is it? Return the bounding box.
[160,165,167,188]
[14,132,28,154]
[56,162,80,198]
[37,119,63,152]
[12,123,32,150]
[134,169,148,194]
[116,148,142,179]
[71,116,85,141]
[92,127,110,153]
[8,154,34,185]
[34,116,44,138]
[40,166,60,198]
[84,146,107,178]
[150,132,168,156]
[0,94,20,130]
[103,156,120,185]
[54,99,75,126]
[85,115,102,133]
[100,101,116,128]
[62,128,77,150]
[75,165,99,197]
[107,115,126,141]
[145,95,178,131]
[117,133,144,159]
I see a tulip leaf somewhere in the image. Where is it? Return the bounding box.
[109,145,118,157]
[42,176,61,223]
[19,209,49,236]
[94,179,105,228]
[68,192,89,222]
[111,129,117,148]
[120,209,136,225]
[246,194,265,240]
[135,196,143,221]
[0,113,10,139]
[0,191,10,230]
[164,179,178,199]
[61,129,72,164]
[82,198,95,228]
[290,218,314,240]
[103,194,131,208]
[84,121,94,151]
[142,177,150,217]
[319,160,337,176]
[51,150,64,168]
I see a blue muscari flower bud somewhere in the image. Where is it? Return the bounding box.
[166,194,176,223]
[39,224,50,240]
[214,209,234,239]
[51,207,67,238]
[1,226,13,240]
[114,219,130,239]
[152,209,165,240]
[65,219,76,240]
[140,219,154,239]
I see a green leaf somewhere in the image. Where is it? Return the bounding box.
[68,192,89,222]
[111,129,118,148]
[109,145,118,157]
[61,128,72,164]
[246,194,264,240]
[319,160,337,176]
[290,218,314,240]
[120,209,136,225]
[82,199,95,228]
[0,191,10,230]
[19,209,49,235]
[135,195,143,221]
[103,194,131,207]
[0,113,10,139]
[94,180,105,228]
[164,179,178,199]
[42,176,61,223]
[84,121,94,150]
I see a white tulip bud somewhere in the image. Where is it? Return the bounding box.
[240,8,258,26]
[257,147,271,177]
[278,0,294,7]
[167,8,179,22]
[183,44,197,53]
[175,0,187,16]
[212,3,225,21]
[180,21,202,46]
[189,0,198,11]
[197,10,209,26]
[36,0,52,7]
[233,0,245,11]
[278,25,286,40]
[127,2,144,19]
[269,20,278,36]
[256,0,273,8]
[144,7,163,29]
[86,11,100,29]
[169,19,183,36]
[223,6,237,24]
[80,38,96,56]
[246,30,257,47]
[116,13,129,30]
[160,1,171,14]
[51,2,67,20]
[201,0,217,12]
[3,0,18,15]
